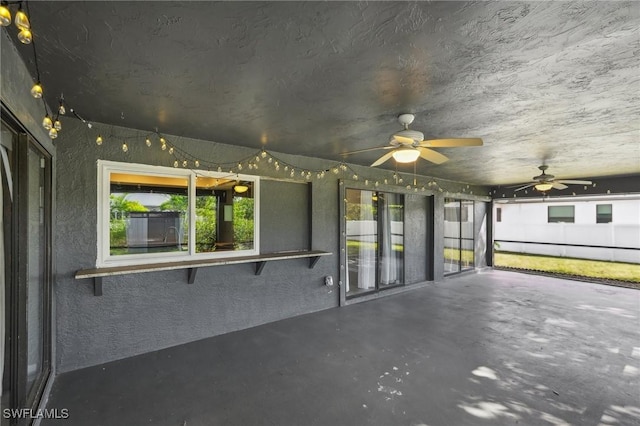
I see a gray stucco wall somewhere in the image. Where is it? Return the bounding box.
[403,193,430,284]
[3,32,490,373]
[51,118,490,372]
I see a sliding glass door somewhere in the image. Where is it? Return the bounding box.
[345,189,404,298]
[1,114,52,422]
[444,198,474,275]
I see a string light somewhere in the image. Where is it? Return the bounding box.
[42,115,52,130]
[48,128,57,139]
[79,119,491,198]
[30,82,42,98]
[0,3,11,26]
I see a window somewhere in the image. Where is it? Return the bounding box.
[98,161,259,266]
[548,205,575,223]
[596,204,612,223]
[344,189,404,298]
[496,207,502,222]
[444,198,474,274]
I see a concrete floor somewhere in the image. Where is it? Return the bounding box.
[42,270,640,426]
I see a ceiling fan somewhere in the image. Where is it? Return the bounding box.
[342,113,483,166]
[514,165,592,192]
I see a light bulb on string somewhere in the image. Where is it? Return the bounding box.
[122,142,128,152]
[173,160,179,168]
[194,160,200,168]
[96,135,103,145]
[17,28,31,44]
[145,138,151,147]
[182,160,187,168]
[0,4,11,27]
[14,8,29,30]
[54,120,62,131]
[48,128,58,139]
[31,83,43,98]
[42,115,52,130]
[58,100,65,115]
[168,147,174,154]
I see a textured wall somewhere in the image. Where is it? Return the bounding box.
[52,117,490,372]
[49,121,490,371]
[54,121,334,372]
[404,193,430,283]
[260,180,309,252]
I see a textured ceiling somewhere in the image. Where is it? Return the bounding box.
[7,1,640,185]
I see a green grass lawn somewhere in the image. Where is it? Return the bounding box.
[495,252,640,283]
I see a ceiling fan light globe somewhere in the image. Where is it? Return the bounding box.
[234,184,249,193]
[392,148,420,163]
[535,183,553,192]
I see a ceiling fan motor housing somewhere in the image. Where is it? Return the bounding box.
[391,129,424,144]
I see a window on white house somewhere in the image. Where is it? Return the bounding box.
[596,204,612,223]
[548,205,574,223]
[98,160,258,266]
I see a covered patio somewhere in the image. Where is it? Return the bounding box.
[42,270,640,426]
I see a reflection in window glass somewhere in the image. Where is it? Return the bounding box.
[194,180,254,253]
[101,162,259,265]
[109,173,188,255]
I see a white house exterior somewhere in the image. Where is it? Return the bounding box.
[494,195,640,264]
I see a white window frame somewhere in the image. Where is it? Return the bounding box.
[97,160,260,267]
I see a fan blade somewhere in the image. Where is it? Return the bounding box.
[420,138,483,147]
[371,150,396,167]
[417,147,448,164]
[514,183,535,192]
[552,182,568,190]
[341,146,389,156]
[556,180,592,185]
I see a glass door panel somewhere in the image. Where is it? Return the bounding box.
[444,198,474,274]
[345,189,377,296]
[460,200,475,271]
[379,192,404,288]
[444,198,461,274]
[26,145,45,393]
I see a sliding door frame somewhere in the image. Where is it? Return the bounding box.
[2,110,53,423]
